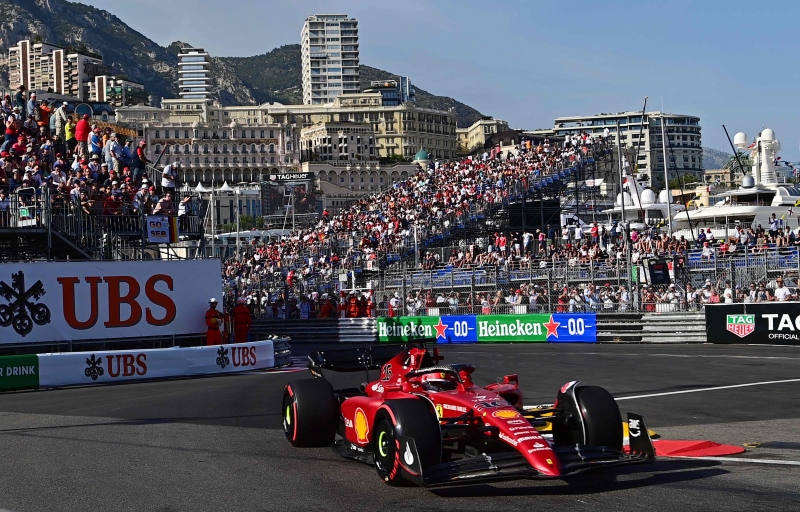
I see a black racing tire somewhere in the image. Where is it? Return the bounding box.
[282,379,338,447]
[372,399,442,486]
[554,385,623,452]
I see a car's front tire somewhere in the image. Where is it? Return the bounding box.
[283,379,338,447]
[553,384,623,451]
[372,399,441,486]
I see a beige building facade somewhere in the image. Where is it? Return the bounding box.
[456,117,509,154]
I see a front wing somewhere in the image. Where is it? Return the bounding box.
[400,413,655,487]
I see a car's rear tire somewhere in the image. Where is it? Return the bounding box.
[283,379,338,447]
[372,399,441,486]
[554,384,623,451]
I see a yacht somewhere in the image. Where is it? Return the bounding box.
[672,128,800,240]
[593,173,683,233]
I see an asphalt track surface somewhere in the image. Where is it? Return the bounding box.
[1,343,800,511]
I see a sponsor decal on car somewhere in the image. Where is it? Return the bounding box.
[628,418,642,438]
[442,403,468,413]
[506,419,528,425]
[354,408,369,443]
[516,435,543,442]
[527,442,549,453]
[371,383,384,393]
[726,314,755,338]
[475,400,507,411]
[403,443,415,465]
[510,428,538,435]
[499,432,518,446]
[435,404,443,418]
[492,409,521,419]
[344,417,353,428]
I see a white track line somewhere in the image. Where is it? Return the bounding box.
[665,456,800,466]
[615,378,800,400]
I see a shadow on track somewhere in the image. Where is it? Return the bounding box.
[430,460,727,498]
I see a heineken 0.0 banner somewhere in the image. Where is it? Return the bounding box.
[377,313,596,343]
[705,303,800,345]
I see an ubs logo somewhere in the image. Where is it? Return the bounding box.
[0,271,51,336]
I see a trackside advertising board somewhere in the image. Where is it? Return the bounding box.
[377,314,596,343]
[0,340,279,391]
[705,303,800,345]
[0,354,39,391]
[0,260,222,345]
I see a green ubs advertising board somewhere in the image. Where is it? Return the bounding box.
[377,313,596,343]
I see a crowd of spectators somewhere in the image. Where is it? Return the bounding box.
[220,133,606,296]
[0,85,199,228]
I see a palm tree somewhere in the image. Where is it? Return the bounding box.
[723,151,752,176]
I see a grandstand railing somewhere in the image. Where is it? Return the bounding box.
[2,187,206,259]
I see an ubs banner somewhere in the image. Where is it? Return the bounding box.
[0,260,222,345]
[377,313,597,343]
[705,303,800,345]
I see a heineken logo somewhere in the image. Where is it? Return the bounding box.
[378,321,433,338]
[478,319,543,338]
[726,314,754,338]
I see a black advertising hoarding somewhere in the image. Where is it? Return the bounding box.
[267,172,313,182]
[705,303,800,345]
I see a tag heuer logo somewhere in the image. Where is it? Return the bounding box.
[726,314,755,338]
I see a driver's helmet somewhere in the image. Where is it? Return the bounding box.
[420,372,457,392]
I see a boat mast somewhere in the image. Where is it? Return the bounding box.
[660,114,673,237]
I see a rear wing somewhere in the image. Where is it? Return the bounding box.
[307,340,436,377]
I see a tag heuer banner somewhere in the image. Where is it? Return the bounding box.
[267,172,313,182]
[705,303,800,345]
[377,313,596,343]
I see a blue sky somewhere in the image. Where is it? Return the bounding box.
[89,0,800,159]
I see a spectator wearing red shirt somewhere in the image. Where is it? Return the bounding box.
[74,114,91,156]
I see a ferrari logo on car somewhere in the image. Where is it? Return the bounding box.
[726,315,754,338]
[435,404,443,418]
[492,409,521,419]
[354,408,369,443]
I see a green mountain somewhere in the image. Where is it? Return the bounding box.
[0,0,484,126]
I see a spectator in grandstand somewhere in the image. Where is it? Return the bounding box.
[13,85,26,117]
[752,282,772,302]
[161,160,179,193]
[74,115,91,157]
[772,277,794,301]
[152,191,175,215]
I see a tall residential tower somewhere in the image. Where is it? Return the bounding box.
[301,14,360,105]
[177,47,212,100]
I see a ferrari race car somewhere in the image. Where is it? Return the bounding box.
[282,343,654,486]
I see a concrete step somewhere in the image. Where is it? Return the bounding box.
[641,313,705,321]
[641,324,706,333]
[640,335,707,343]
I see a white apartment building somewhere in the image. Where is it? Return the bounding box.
[177,47,212,100]
[301,14,360,105]
[551,111,703,188]
[87,75,148,107]
[8,39,110,101]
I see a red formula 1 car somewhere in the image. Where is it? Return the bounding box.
[282,343,654,486]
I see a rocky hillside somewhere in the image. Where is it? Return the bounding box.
[702,147,731,170]
[0,0,484,126]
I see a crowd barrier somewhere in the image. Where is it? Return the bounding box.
[705,303,800,345]
[0,338,290,392]
[377,313,596,343]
